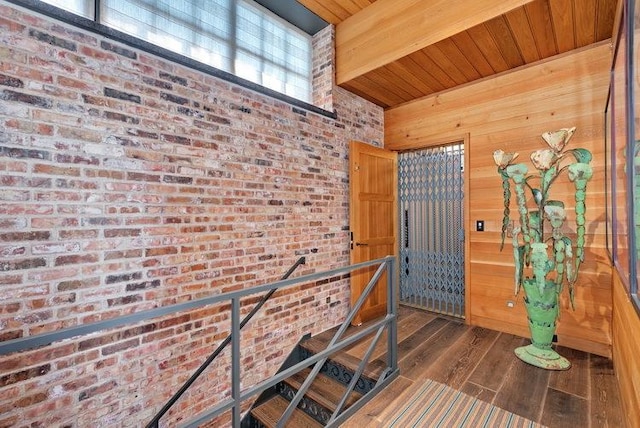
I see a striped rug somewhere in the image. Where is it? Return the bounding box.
[384,379,545,428]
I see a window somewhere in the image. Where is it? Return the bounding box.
[608,0,640,313]
[37,0,313,103]
[40,0,93,18]
[630,0,640,310]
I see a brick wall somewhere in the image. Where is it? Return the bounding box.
[312,25,334,112]
[0,3,383,426]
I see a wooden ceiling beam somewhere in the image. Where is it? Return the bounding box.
[335,0,536,84]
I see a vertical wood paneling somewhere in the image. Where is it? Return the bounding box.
[506,7,540,63]
[484,16,526,68]
[450,31,497,77]
[373,67,420,100]
[424,45,469,85]
[387,61,438,95]
[436,38,483,81]
[397,55,448,93]
[466,24,512,73]
[525,1,557,58]
[612,271,640,428]
[595,0,617,40]
[296,0,351,24]
[552,0,576,53]
[575,0,598,47]
[410,50,458,88]
[344,75,403,107]
[384,42,613,356]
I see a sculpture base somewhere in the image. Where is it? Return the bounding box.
[514,344,571,371]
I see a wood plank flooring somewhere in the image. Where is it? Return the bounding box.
[340,306,625,427]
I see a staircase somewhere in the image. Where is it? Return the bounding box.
[143,256,397,428]
[242,326,388,428]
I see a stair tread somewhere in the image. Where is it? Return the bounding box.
[252,395,322,428]
[301,334,388,380]
[284,367,362,411]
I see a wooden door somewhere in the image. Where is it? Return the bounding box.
[349,141,398,325]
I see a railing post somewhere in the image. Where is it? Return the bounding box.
[231,297,241,427]
[387,257,398,371]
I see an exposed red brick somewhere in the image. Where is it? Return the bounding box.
[158,314,191,329]
[14,392,48,408]
[54,254,98,266]
[78,380,117,401]
[57,75,92,90]
[0,16,25,32]
[58,229,98,239]
[0,89,52,108]
[103,229,141,238]
[16,309,52,324]
[79,45,115,61]
[145,246,178,257]
[100,41,137,59]
[0,7,384,427]
[32,164,80,177]
[62,375,99,392]
[0,72,24,88]
[106,295,142,307]
[101,338,140,356]
[0,364,50,388]
[28,29,77,51]
[0,258,46,271]
[104,249,143,260]
[0,330,22,342]
[0,414,20,427]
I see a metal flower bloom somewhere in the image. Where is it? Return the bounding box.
[505,163,528,181]
[567,162,593,182]
[544,205,566,229]
[493,149,519,168]
[530,148,557,170]
[541,127,576,153]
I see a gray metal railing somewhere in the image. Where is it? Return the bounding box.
[181,255,398,428]
[274,256,398,428]
[0,256,398,428]
[147,256,307,428]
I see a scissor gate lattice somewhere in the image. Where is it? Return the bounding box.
[398,144,465,318]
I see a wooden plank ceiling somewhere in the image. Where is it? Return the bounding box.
[298,0,617,109]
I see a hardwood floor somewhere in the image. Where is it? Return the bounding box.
[340,305,625,427]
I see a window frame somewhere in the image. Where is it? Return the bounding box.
[10,0,335,118]
[627,0,640,313]
[609,0,640,315]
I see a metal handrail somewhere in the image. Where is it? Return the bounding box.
[328,323,386,425]
[183,315,397,427]
[180,255,398,428]
[0,257,386,356]
[146,256,307,428]
[0,256,397,428]
[276,256,395,428]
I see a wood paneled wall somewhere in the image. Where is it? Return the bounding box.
[385,42,613,356]
[612,271,640,428]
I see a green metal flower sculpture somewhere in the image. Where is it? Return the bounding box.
[493,126,593,370]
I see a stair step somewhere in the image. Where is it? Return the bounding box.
[284,367,362,412]
[300,335,387,381]
[251,395,322,428]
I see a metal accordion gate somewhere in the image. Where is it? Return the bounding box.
[398,144,465,318]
